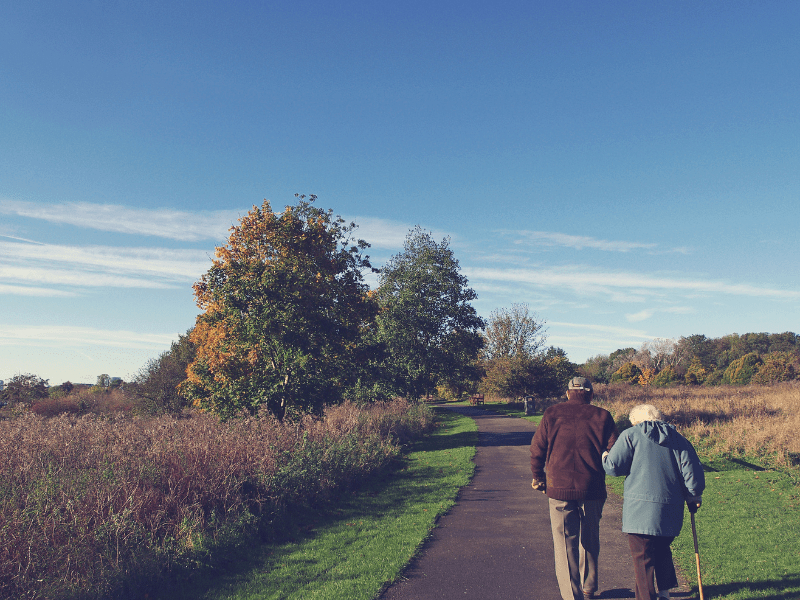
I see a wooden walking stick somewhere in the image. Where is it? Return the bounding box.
[691,511,705,600]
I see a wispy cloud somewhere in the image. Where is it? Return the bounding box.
[0,234,47,245]
[546,321,654,356]
[347,217,455,252]
[0,198,445,251]
[626,306,695,322]
[0,198,243,242]
[347,217,412,249]
[465,266,800,300]
[0,324,178,349]
[509,230,657,252]
[0,284,77,297]
[0,240,211,292]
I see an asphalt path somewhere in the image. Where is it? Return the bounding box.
[380,405,693,600]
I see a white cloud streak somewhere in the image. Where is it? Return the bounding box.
[0,198,243,242]
[465,266,800,300]
[346,217,455,251]
[347,217,413,249]
[0,284,77,297]
[0,324,178,349]
[626,306,695,323]
[511,230,657,252]
[0,240,211,291]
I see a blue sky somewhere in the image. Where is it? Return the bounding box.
[1,1,798,385]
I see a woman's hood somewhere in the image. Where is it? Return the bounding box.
[637,420,675,445]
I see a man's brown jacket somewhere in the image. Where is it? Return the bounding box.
[530,397,618,501]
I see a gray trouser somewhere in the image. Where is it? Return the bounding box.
[548,497,605,600]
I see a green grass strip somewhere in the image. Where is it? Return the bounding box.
[672,467,800,599]
[159,408,477,600]
[448,399,543,424]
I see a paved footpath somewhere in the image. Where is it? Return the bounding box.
[380,405,693,600]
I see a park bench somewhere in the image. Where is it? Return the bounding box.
[470,393,484,406]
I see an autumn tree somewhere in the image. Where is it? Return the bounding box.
[181,195,376,419]
[374,226,485,399]
[481,304,545,397]
[722,352,762,385]
[478,303,576,398]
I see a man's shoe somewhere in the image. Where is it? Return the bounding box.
[583,592,597,599]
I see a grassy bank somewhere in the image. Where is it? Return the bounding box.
[157,408,478,600]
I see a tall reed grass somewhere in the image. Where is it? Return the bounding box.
[0,399,434,600]
[593,382,800,466]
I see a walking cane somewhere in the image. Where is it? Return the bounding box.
[691,511,705,600]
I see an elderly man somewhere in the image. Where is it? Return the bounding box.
[530,377,618,600]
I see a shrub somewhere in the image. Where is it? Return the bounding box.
[30,395,80,417]
[751,351,798,384]
[651,366,679,388]
[722,352,762,385]
[684,359,708,385]
[610,362,642,384]
[131,331,196,414]
[0,373,49,404]
[638,367,657,386]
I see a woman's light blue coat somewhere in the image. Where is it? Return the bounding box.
[603,421,705,537]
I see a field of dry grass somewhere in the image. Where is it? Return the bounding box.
[593,382,800,466]
[0,399,434,600]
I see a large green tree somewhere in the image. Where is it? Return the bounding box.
[374,226,485,399]
[181,195,376,419]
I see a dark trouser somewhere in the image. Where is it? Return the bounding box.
[627,533,678,600]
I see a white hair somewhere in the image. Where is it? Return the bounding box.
[629,404,663,426]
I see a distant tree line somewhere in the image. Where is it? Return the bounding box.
[579,332,800,387]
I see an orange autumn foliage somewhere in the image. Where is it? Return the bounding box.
[181,196,376,419]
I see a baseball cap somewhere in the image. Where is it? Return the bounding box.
[567,377,593,392]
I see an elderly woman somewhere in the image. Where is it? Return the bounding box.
[602,404,705,600]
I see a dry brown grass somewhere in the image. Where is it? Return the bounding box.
[593,382,800,465]
[0,399,434,599]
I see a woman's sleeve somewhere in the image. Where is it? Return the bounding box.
[679,441,706,498]
[603,429,634,477]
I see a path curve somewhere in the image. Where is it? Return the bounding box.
[380,405,693,600]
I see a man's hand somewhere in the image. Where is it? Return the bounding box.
[531,478,546,493]
[687,496,702,513]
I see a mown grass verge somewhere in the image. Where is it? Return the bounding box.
[155,408,478,600]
